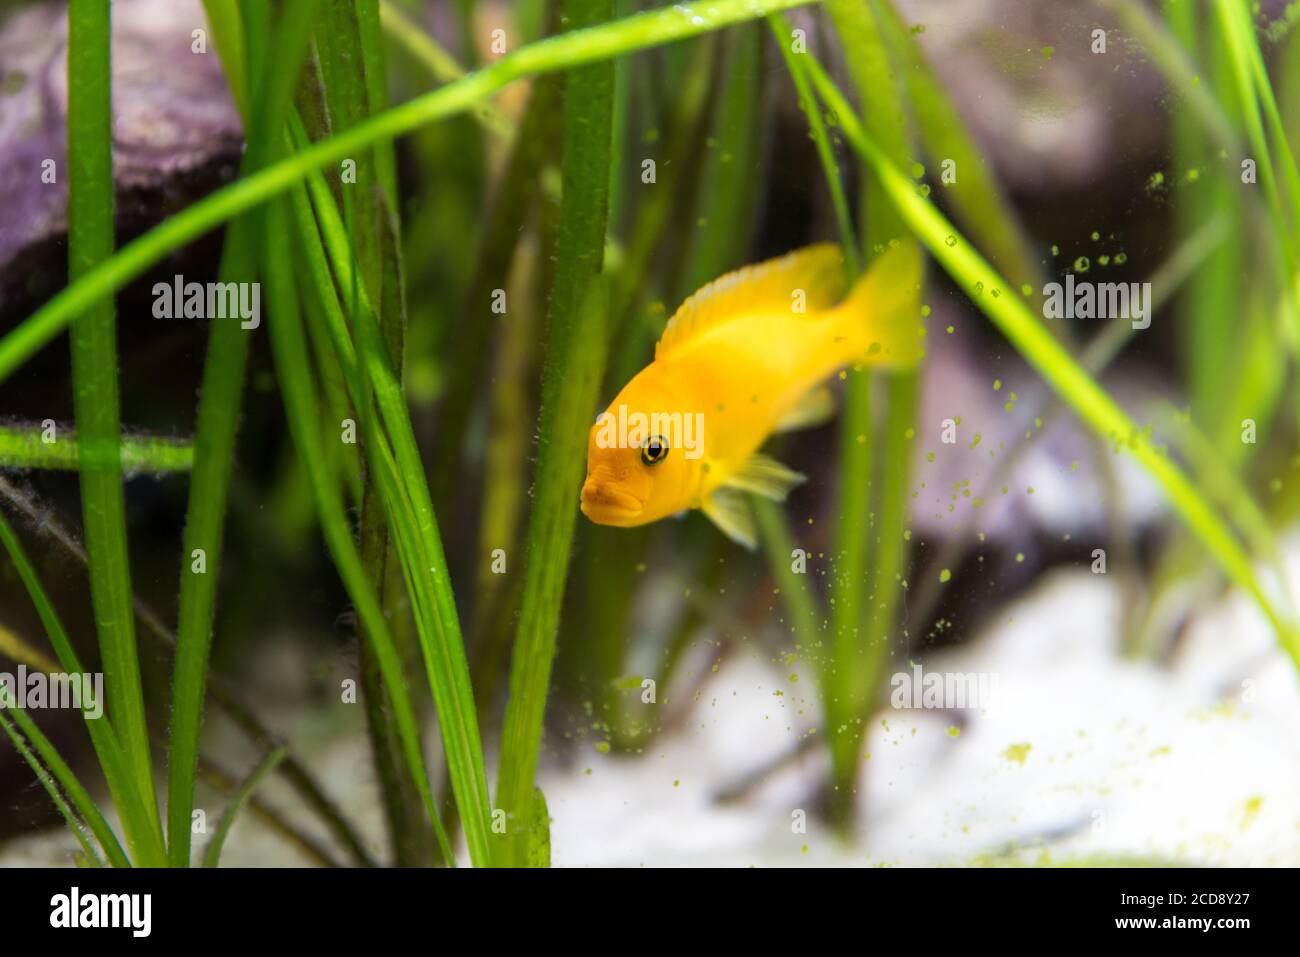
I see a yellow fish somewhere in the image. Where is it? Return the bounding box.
[580,241,923,548]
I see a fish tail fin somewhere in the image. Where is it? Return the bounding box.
[834,239,925,369]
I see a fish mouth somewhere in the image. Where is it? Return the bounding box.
[579,479,644,523]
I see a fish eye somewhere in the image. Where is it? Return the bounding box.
[641,435,669,466]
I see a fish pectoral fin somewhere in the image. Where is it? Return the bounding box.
[721,453,806,502]
[775,385,835,433]
[701,488,758,550]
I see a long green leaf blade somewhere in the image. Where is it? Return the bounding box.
[0,511,165,866]
[165,0,321,866]
[495,0,617,866]
[66,0,162,856]
[201,746,287,867]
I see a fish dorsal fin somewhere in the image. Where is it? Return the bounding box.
[701,487,758,549]
[655,244,847,360]
[722,452,806,501]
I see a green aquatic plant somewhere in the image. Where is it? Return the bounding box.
[0,507,153,867]
[200,746,287,868]
[800,51,1300,665]
[817,0,912,829]
[166,0,322,869]
[280,139,494,866]
[66,0,161,860]
[314,0,440,867]
[765,0,1049,828]
[0,427,192,473]
[0,475,371,867]
[1109,0,1300,653]
[495,0,616,866]
[266,186,459,864]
